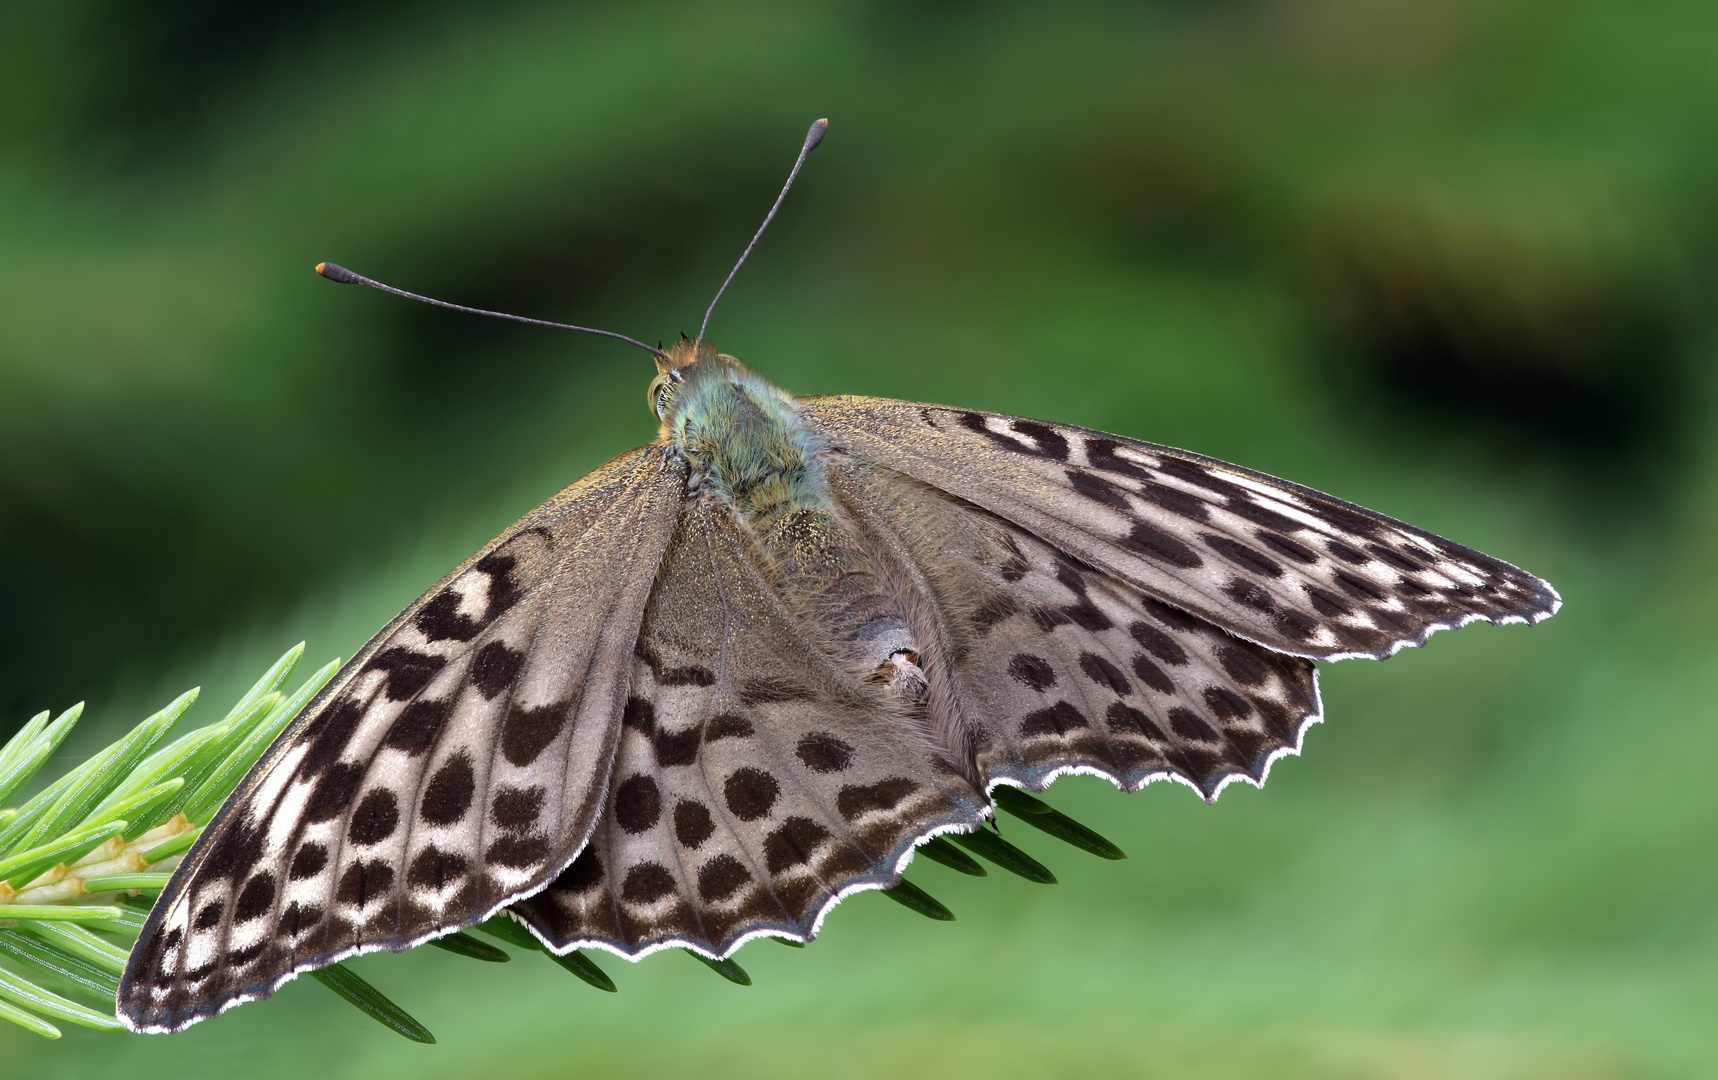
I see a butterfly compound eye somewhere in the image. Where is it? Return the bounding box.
[647,373,673,419]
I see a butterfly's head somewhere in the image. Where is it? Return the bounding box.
[648,337,745,422]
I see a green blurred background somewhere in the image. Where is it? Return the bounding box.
[2,0,1715,1076]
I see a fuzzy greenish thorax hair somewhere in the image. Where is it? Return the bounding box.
[651,340,826,529]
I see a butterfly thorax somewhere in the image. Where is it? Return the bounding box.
[660,353,827,530]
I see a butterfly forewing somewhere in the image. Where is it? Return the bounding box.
[801,397,1560,660]
[513,501,987,957]
[119,447,687,1032]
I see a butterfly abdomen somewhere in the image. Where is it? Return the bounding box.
[668,359,827,528]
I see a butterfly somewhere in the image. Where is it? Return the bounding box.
[118,120,1558,1032]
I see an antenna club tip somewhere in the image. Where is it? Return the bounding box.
[806,118,829,151]
[316,261,361,284]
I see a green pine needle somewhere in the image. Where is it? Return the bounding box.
[991,786,1126,860]
[684,949,751,986]
[428,932,510,963]
[883,879,955,921]
[916,835,987,876]
[309,965,436,1044]
[952,828,1058,884]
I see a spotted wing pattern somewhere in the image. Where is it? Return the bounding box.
[512,500,987,957]
[119,447,687,1033]
[826,460,1321,798]
[801,397,1560,661]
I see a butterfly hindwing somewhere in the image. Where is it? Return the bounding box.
[119,446,688,1032]
[512,500,988,957]
[801,397,1560,661]
[825,459,1321,798]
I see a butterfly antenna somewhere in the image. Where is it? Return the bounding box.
[314,262,671,363]
[696,118,829,346]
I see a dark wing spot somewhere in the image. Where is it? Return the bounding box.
[971,593,1020,633]
[304,763,365,824]
[836,778,921,822]
[486,834,550,869]
[1079,652,1132,695]
[414,589,482,643]
[233,874,276,924]
[228,941,267,967]
[1274,609,1319,641]
[382,698,450,757]
[1168,707,1219,742]
[1308,502,1383,539]
[614,775,663,834]
[706,713,754,741]
[1257,531,1319,563]
[369,648,447,702]
[1030,605,1073,632]
[1203,534,1283,578]
[1156,457,1248,498]
[1332,569,1387,602]
[408,847,468,890]
[1202,687,1253,721]
[1020,701,1090,737]
[194,901,224,931]
[659,664,717,687]
[1009,419,1071,461]
[1226,498,1304,533]
[289,842,328,881]
[335,860,395,906]
[1062,597,1114,632]
[1122,522,1204,569]
[621,863,676,904]
[724,768,780,821]
[1306,587,1354,617]
[472,553,524,618]
[765,816,831,874]
[1085,437,1152,479]
[674,800,716,849]
[1106,701,1167,741]
[697,855,752,901]
[1055,559,1089,596]
[555,848,604,894]
[1008,653,1057,691]
[1327,540,1371,564]
[1367,544,1424,571]
[501,701,569,766]
[278,902,323,938]
[1129,621,1189,665]
[622,696,655,733]
[1066,469,1131,510]
[490,785,546,832]
[1397,577,1433,597]
[1217,644,1269,686]
[1225,579,1277,612]
[796,732,854,774]
[470,642,525,700]
[420,753,476,826]
[199,820,265,880]
[1131,654,1175,694]
[348,789,400,845]
[654,726,702,767]
[297,696,367,778]
[1141,483,1211,522]
[1142,598,1202,631]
